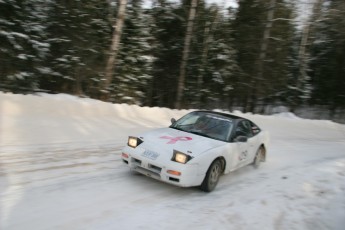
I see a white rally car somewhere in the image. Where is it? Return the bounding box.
[122,111,269,192]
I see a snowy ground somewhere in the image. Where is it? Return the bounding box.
[1,92,345,230]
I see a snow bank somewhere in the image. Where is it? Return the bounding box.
[1,92,344,151]
[0,92,189,150]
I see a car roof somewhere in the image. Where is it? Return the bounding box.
[193,110,245,121]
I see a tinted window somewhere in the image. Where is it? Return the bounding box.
[234,120,253,138]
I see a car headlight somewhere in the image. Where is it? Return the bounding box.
[127,136,143,148]
[172,150,193,164]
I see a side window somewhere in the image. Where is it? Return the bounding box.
[235,120,253,138]
[250,122,261,135]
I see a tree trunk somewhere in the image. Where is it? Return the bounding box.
[297,22,310,91]
[75,67,83,96]
[257,0,275,81]
[197,7,219,108]
[249,0,276,112]
[294,0,323,107]
[102,0,128,101]
[175,0,198,109]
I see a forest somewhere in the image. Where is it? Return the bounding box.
[1,0,344,120]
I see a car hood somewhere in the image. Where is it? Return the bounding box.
[138,127,225,158]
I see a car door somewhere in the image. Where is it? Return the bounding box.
[232,120,257,168]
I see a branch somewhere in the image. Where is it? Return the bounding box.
[268,36,283,41]
[271,18,294,22]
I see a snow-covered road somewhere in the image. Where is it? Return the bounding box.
[1,92,345,230]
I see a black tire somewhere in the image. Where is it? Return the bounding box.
[253,147,265,169]
[200,159,222,192]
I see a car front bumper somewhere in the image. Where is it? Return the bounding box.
[121,146,204,187]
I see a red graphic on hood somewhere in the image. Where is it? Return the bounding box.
[160,136,192,144]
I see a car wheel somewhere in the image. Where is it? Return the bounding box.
[253,147,264,169]
[200,159,222,192]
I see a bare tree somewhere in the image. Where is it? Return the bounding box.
[102,0,128,100]
[175,0,198,109]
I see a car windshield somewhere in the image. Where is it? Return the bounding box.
[170,111,233,142]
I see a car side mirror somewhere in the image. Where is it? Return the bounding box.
[171,118,176,125]
[235,136,248,143]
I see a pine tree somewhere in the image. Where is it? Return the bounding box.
[149,0,185,108]
[261,0,295,111]
[310,0,345,115]
[39,0,110,96]
[233,0,295,112]
[102,0,128,100]
[112,0,155,105]
[175,0,198,109]
[233,0,267,111]
[186,3,240,110]
[285,0,323,112]
[0,0,51,93]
